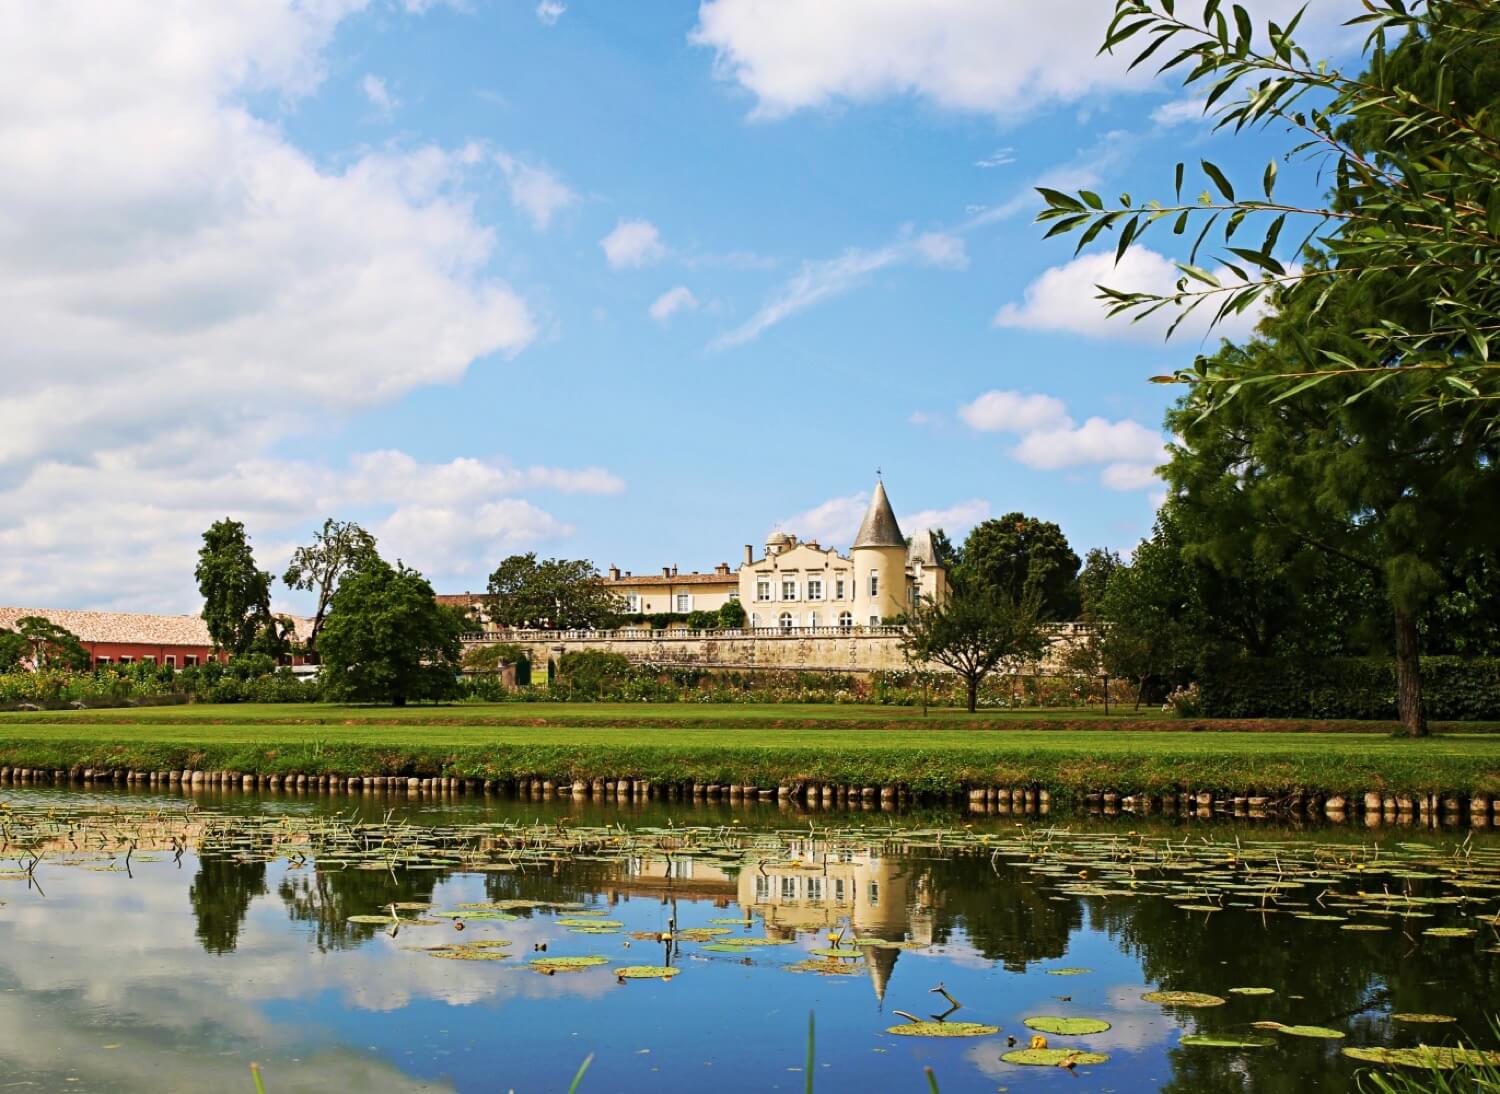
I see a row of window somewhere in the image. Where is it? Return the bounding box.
[94,654,199,668]
[755,574,880,602]
[749,611,881,630]
[751,874,880,905]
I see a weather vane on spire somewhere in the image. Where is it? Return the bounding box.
[876,466,882,479]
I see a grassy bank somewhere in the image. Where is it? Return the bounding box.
[4,700,1499,734]
[1,704,1498,797]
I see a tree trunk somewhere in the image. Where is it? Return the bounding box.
[1394,609,1427,738]
[966,676,978,713]
[1102,675,1110,716]
[1134,675,1146,711]
[392,694,407,708]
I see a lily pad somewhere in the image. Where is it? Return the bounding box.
[1180,1035,1275,1049]
[1228,987,1276,996]
[1277,1025,1345,1039]
[557,918,623,928]
[614,965,679,980]
[1390,1013,1458,1024]
[1142,991,1227,1008]
[1046,967,1092,976]
[1024,1017,1111,1035]
[810,947,864,959]
[888,1022,1000,1038]
[1423,927,1477,938]
[345,914,396,924]
[530,955,608,973]
[1343,1046,1500,1070]
[1001,1048,1109,1066]
[787,958,863,976]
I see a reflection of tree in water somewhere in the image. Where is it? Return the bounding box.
[278,866,450,951]
[919,854,1079,970]
[1085,881,1500,1093]
[189,855,267,954]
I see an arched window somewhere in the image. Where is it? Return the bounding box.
[838,611,853,631]
[779,612,794,633]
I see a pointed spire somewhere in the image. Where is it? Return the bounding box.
[865,945,898,1006]
[851,480,904,549]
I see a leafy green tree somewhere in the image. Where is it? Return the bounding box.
[484,554,623,629]
[1077,548,1122,619]
[317,557,463,706]
[0,628,27,670]
[1162,257,1500,735]
[958,514,1081,620]
[195,519,281,657]
[281,519,378,662]
[1038,0,1500,420]
[557,649,633,699]
[717,600,747,629]
[1092,522,1199,708]
[12,616,91,671]
[901,580,1049,713]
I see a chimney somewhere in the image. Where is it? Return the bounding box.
[662,566,671,578]
[715,562,730,576]
[671,564,678,577]
[744,545,753,565]
[608,565,620,580]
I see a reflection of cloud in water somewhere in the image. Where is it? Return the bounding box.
[0,860,619,1091]
[962,982,1178,1079]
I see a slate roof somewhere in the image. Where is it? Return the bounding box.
[850,480,905,549]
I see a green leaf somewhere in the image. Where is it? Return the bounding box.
[1263,160,1278,199]
[1201,160,1236,201]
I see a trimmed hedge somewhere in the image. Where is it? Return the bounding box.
[1200,657,1500,720]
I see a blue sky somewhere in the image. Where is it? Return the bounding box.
[0,0,1366,613]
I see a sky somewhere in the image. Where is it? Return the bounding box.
[0,0,1369,615]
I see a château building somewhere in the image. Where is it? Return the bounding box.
[600,479,948,630]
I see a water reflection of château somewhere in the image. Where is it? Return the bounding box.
[596,840,934,1004]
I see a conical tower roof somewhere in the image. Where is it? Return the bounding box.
[865,944,898,1006]
[851,480,904,549]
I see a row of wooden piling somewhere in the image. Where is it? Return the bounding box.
[0,766,1493,823]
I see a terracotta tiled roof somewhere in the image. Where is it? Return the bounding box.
[0,607,312,646]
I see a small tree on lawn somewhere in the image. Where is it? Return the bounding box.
[901,581,1049,713]
[196,518,284,659]
[14,616,91,671]
[317,557,463,706]
[282,519,379,663]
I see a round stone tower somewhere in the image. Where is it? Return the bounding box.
[850,479,908,625]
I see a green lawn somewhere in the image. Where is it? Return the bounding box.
[0,703,1497,797]
[2,700,1495,734]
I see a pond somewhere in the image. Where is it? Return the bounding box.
[0,789,1497,1092]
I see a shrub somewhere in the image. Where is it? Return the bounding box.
[1198,657,1500,720]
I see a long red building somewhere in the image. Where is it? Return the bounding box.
[0,607,310,669]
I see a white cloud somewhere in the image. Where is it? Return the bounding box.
[0,450,622,611]
[1013,417,1166,471]
[0,4,606,607]
[993,247,1266,344]
[1101,461,1163,491]
[649,285,699,323]
[958,390,1071,434]
[974,148,1016,168]
[536,0,566,25]
[957,390,1165,492]
[496,152,577,230]
[690,0,1357,120]
[360,73,396,114]
[903,499,990,539]
[1151,96,1207,126]
[600,218,666,269]
[711,229,965,349]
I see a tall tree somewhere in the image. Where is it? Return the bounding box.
[958,514,1081,620]
[485,554,622,630]
[196,519,278,657]
[0,628,27,671]
[318,556,463,706]
[12,616,91,671]
[1038,0,1500,421]
[1167,333,1500,736]
[281,519,378,662]
[1077,548,1122,620]
[1091,526,1199,708]
[901,580,1049,713]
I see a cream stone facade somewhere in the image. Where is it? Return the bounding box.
[600,479,950,629]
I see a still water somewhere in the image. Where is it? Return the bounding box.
[0,789,1496,1093]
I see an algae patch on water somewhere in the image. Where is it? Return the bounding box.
[886,1022,999,1038]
